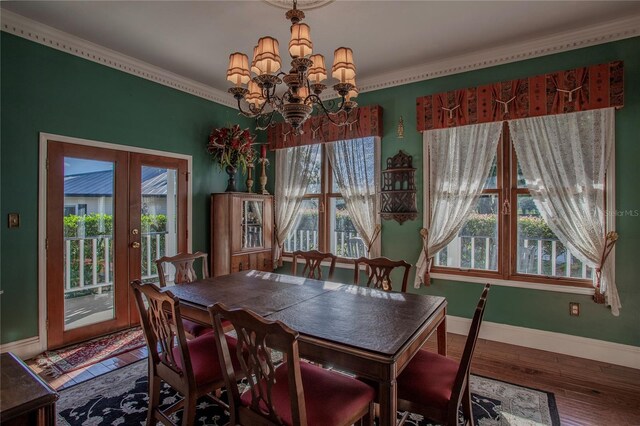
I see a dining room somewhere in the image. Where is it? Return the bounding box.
[1,1,640,425]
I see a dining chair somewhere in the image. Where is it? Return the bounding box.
[291,250,337,280]
[353,256,411,293]
[155,251,211,338]
[396,284,491,426]
[131,280,239,426]
[155,251,209,287]
[208,302,375,426]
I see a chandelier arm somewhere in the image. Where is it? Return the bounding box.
[235,97,261,118]
[255,111,277,131]
[248,101,270,116]
[306,94,351,127]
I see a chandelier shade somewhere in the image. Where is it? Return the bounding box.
[253,37,282,75]
[297,86,311,104]
[332,47,356,83]
[245,81,266,107]
[226,0,357,134]
[289,23,313,58]
[226,53,250,86]
[346,77,358,101]
[307,54,327,83]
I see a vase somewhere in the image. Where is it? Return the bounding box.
[225,165,237,192]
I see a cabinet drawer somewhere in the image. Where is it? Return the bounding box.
[231,255,250,273]
[256,251,273,272]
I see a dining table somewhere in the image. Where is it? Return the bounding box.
[165,270,447,426]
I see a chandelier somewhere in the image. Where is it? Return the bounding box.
[225,0,357,135]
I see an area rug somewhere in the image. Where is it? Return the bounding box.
[57,359,561,425]
[35,328,145,376]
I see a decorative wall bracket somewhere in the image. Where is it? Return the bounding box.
[380,150,417,225]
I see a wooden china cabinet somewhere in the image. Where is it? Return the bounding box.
[210,193,274,277]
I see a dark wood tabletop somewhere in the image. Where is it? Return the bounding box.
[0,352,58,425]
[165,270,447,426]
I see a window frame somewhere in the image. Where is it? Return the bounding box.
[284,142,374,262]
[430,123,595,289]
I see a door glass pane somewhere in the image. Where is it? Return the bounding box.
[329,198,365,258]
[285,199,319,252]
[141,167,179,285]
[516,195,592,279]
[64,158,115,330]
[242,200,264,249]
[434,194,499,271]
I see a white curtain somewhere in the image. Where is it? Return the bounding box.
[509,108,619,315]
[273,144,321,264]
[414,122,502,287]
[326,137,381,257]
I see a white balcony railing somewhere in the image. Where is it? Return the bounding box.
[434,235,592,279]
[63,231,168,294]
[284,230,366,259]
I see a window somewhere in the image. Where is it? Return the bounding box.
[432,124,594,286]
[284,138,376,259]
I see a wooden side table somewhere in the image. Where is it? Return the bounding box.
[0,352,58,426]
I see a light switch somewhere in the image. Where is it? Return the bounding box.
[8,213,20,228]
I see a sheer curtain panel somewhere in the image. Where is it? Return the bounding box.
[273,144,321,264]
[326,137,381,257]
[414,122,502,287]
[509,108,619,315]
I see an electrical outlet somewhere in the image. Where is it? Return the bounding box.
[569,302,580,316]
[8,213,20,228]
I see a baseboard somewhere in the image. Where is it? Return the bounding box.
[447,315,640,370]
[0,336,42,360]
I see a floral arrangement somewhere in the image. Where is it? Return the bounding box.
[207,124,256,173]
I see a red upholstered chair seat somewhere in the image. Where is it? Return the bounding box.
[397,349,459,411]
[172,332,239,386]
[241,361,375,426]
[181,318,211,337]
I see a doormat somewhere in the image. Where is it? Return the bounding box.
[57,359,561,425]
[34,328,145,377]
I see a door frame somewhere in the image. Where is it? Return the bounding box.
[38,132,192,353]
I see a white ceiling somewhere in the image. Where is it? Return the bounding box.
[2,1,639,95]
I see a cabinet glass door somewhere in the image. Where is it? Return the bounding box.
[242,200,264,249]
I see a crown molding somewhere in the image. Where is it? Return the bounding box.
[0,9,236,107]
[357,14,640,94]
[2,8,639,105]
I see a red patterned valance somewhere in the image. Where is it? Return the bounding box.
[267,105,383,149]
[416,61,624,132]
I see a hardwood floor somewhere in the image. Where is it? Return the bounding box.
[28,333,640,425]
[423,334,640,426]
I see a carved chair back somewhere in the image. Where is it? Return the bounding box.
[156,251,209,287]
[131,280,194,388]
[353,256,411,293]
[209,303,306,426]
[451,284,490,413]
[291,250,337,280]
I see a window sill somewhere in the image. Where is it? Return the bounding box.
[429,272,595,295]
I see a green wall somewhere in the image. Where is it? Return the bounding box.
[353,36,640,347]
[0,32,255,344]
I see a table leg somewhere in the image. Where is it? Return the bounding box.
[437,315,447,356]
[378,378,398,426]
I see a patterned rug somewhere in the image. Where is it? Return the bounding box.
[57,359,560,425]
[34,328,145,376]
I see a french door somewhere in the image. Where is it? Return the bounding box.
[46,141,188,349]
